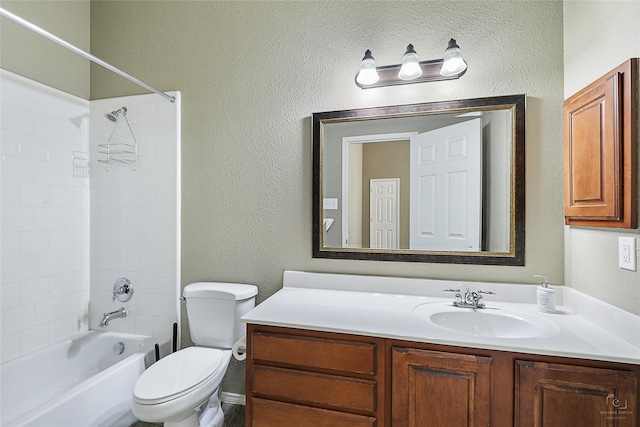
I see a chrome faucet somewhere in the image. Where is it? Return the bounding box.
[443,288,495,309]
[100,307,127,327]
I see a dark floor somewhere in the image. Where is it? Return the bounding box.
[222,403,245,427]
[130,402,245,427]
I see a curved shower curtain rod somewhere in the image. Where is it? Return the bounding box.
[0,7,175,103]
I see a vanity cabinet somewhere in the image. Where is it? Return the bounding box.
[391,346,493,427]
[515,360,638,427]
[246,325,386,427]
[247,325,639,427]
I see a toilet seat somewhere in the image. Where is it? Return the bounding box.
[133,347,223,405]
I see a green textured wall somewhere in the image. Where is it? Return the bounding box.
[0,0,90,99]
[89,0,565,394]
[563,1,640,315]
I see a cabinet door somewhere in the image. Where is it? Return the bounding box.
[564,58,637,228]
[391,347,492,427]
[515,360,638,427]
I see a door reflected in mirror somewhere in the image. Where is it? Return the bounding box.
[312,95,525,265]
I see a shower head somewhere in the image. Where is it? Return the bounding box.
[104,107,127,123]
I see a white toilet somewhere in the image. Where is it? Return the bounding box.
[132,282,257,427]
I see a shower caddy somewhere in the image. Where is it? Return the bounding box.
[98,106,138,170]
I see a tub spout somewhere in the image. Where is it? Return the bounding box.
[100,307,127,327]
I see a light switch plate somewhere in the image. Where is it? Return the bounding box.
[323,198,338,210]
[618,236,637,271]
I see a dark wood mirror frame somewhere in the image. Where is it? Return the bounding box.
[312,94,526,265]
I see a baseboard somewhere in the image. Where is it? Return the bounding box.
[220,391,246,406]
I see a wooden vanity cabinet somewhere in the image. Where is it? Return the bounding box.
[515,360,638,427]
[246,324,386,427]
[391,346,494,427]
[247,325,639,427]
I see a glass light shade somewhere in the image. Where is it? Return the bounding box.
[356,50,379,85]
[440,38,467,77]
[398,44,422,80]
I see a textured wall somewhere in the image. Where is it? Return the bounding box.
[563,1,640,314]
[90,1,565,393]
[0,0,90,99]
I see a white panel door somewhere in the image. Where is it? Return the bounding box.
[370,178,400,249]
[409,119,482,251]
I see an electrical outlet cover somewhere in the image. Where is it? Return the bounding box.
[618,236,637,271]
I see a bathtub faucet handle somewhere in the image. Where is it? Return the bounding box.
[112,277,133,302]
[112,284,128,302]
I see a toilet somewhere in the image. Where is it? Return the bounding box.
[132,282,257,427]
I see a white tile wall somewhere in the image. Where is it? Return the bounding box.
[89,93,180,339]
[1,70,90,363]
[0,71,180,363]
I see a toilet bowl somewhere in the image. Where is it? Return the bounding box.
[132,347,232,427]
[131,282,257,427]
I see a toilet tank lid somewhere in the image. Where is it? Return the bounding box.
[184,282,258,300]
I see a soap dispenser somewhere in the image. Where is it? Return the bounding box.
[535,274,555,313]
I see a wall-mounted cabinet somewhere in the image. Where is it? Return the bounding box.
[564,58,638,228]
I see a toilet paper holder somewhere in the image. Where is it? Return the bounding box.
[232,336,247,361]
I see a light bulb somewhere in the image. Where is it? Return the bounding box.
[398,44,422,80]
[440,38,467,77]
[356,50,379,86]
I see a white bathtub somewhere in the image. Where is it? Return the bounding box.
[1,331,171,427]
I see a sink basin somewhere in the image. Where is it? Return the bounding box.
[414,302,559,339]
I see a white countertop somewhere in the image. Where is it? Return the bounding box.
[242,271,640,365]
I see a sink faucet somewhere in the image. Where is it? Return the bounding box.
[443,288,495,309]
[100,307,127,327]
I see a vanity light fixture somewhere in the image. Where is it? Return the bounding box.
[398,44,423,80]
[355,50,380,85]
[355,38,467,89]
[440,38,468,76]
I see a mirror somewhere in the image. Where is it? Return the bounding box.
[312,95,525,265]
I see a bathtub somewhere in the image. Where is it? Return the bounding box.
[1,331,171,427]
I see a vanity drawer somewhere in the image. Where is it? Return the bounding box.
[251,397,377,427]
[251,365,377,413]
[250,331,377,375]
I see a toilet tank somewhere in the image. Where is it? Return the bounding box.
[183,282,258,348]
